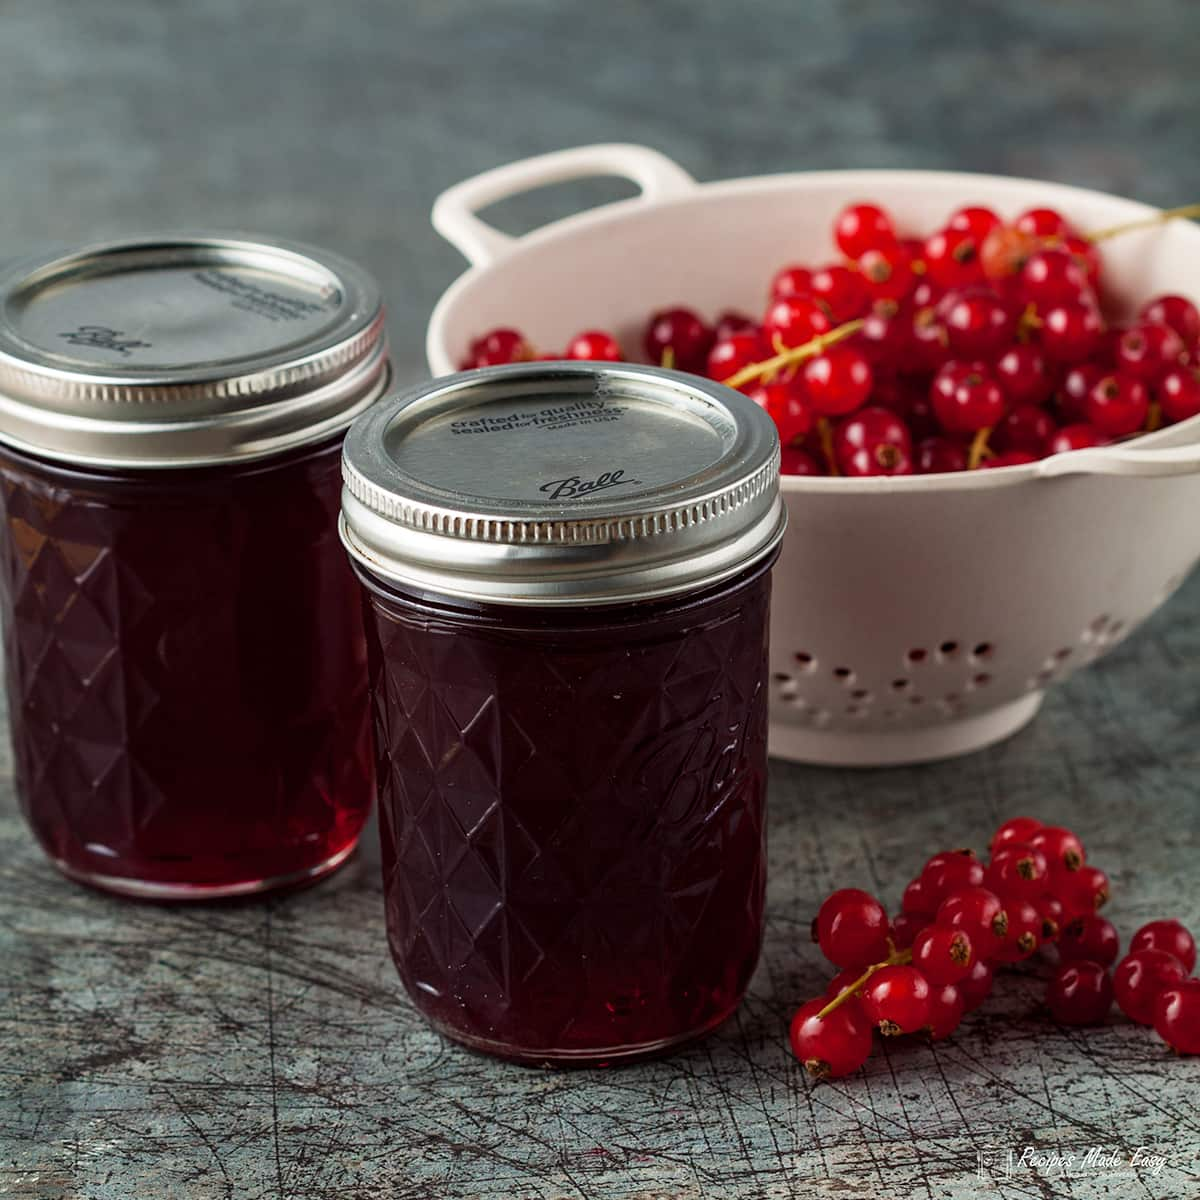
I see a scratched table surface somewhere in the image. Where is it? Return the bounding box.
[3,2,1200,1197]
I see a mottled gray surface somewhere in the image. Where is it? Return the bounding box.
[2,1,1200,1198]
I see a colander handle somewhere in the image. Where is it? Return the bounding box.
[431,144,697,267]
[1037,440,1200,477]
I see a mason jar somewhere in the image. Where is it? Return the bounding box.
[340,363,785,1063]
[0,234,388,897]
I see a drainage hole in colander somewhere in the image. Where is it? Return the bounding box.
[794,651,817,673]
[906,648,928,665]
[908,695,925,705]
[892,678,911,691]
[772,672,791,682]
[1089,614,1111,634]
[833,666,856,685]
[1109,619,1126,637]
[937,641,960,661]
[972,673,992,688]
[1054,648,1072,662]
[971,642,994,661]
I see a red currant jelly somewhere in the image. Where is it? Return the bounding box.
[0,234,389,897]
[340,363,785,1063]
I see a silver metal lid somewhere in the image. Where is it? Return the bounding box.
[0,233,389,467]
[340,362,785,605]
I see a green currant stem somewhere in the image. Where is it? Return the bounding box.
[817,417,840,476]
[967,426,993,470]
[1087,202,1200,244]
[816,945,913,1020]
[660,347,676,370]
[1147,401,1162,433]
[722,318,866,392]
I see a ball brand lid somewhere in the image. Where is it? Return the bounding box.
[0,233,388,467]
[340,362,785,605]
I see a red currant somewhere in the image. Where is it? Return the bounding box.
[1061,235,1102,288]
[715,310,758,340]
[1139,294,1200,348]
[833,406,913,476]
[920,850,986,909]
[930,362,1006,434]
[927,982,966,1040]
[789,995,874,1079]
[1058,914,1120,967]
[1039,300,1105,361]
[1046,960,1113,1026]
[937,886,1010,958]
[781,445,823,476]
[1061,864,1110,917]
[1085,373,1149,436]
[825,965,867,999]
[763,297,833,350]
[912,925,975,986]
[1015,206,1074,239]
[1046,423,1108,455]
[813,888,892,968]
[916,435,968,474]
[939,288,1016,358]
[834,202,896,259]
[993,897,1042,963]
[1157,367,1200,423]
[1130,919,1197,974]
[854,309,909,365]
[1113,949,1189,1025]
[986,842,1051,899]
[959,958,995,1012]
[906,306,950,372]
[770,266,814,302]
[858,244,914,303]
[901,877,935,916]
[748,381,813,445]
[860,965,931,1036]
[644,307,713,372]
[1034,893,1066,942]
[1028,825,1086,874]
[947,205,1001,242]
[565,330,622,362]
[995,405,1056,456]
[803,347,874,417]
[923,227,985,290]
[1019,248,1092,307]
[890,911,928,950]
[1116,321,1187,382]
[1153,979,1200,1055]
[810,264,870,322]
[990,816,1043,853]
[706,332,764,382]
[995,344,1053,407]
[1058,363,1105,421]
[981,224,1039,281]
[470,327,534,366]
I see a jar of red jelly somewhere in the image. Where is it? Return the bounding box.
[339,363,785,1063]
[0,234,389,898]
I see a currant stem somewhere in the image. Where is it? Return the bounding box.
[817,417,840,476]
[967,426,993,470]
[1087,203,1200,244]
[816,946,913,1020]
[660,347,676,370]
[1147,401,1163,433]
[722,318,866,391]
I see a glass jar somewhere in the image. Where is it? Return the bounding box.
[340,363,785,1063]
[0,234,389,897]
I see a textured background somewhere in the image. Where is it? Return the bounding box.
[2,1,1199,1198]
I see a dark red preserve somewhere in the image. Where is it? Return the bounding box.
[0,234,389,897]
[340,363,785,1062]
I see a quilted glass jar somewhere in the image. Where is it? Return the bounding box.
[0,234,389,897]
[340,363,785,1063]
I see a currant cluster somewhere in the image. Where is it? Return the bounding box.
[462,201,1200,475]
[790,815,1200,1079]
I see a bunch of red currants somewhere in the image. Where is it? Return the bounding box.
[462,201,1200,475]
[791,815,1199,1079]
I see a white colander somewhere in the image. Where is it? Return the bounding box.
[425,144,1200,766]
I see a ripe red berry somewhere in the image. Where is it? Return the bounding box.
[857,243,914,303]
[993,897,1043,963]
[565,330,622,362]
[986,842,1051,899]
[994,345,1053,407]
[906,306,951,372]
[916,435,968,474]
[748,381,813,445]
[1061,864,1111,917]
[825,965,867,999]
[927,982,966,1040]
[470,327,534,367]
[1115,321,1187,381]
[1034,893,1066,942]
[1046,423,1108,455]
[789,995,874,1079]
[939,288,1017,358]
[814,888,892,968]
[923,227,985,290]
[1046,960,1113,1026]
[803,346,874,417]
[763,297,833,350]
[644,307,713,372]
[1058,363,1105,421]
[947,205,1001,242]
[1129,919,1197,974]
[912,925,975,986]
[1113,950,1189,1025]
[833,405,913,476]
[930,362,1006,433]
[1018,248,1092,308]
[1015,206,1074,239]
[1085,373,1150,436]
[781,445,823,476]
[714,310,757,340]
[1028,825,1086,874]
[810,264,870,322]
[706,332,764,382]
[937,886,1009,958]
[770,265,814,301]
[1039,300,1105,361]
[981,224,1040,281]
[890,911,928,951]
[1139,294,1200,348]
[860,965,932,1035]
[1058,914,1120,967]
[920,850,986,910]
[995,405,1056,455]
[1153,979,1200,1055]
[901,877,934,916]
[1157,367,1200,424]
[834,202,896,259]
[854,309,910,365]
[1061,235,1103,288]
[959,958,995,1012]
[990,816,1043,854]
